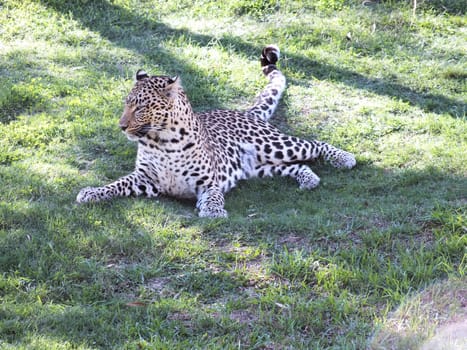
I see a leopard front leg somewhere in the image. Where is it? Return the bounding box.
[196,187,228,218]
[76,172,158,203]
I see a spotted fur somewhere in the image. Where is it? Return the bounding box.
[77,45,356,217]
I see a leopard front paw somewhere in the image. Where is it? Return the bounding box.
[198,207,228,218]
[76,187,101,203]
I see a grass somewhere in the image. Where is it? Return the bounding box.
[0,0,466,348]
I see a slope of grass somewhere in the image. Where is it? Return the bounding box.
[1,0,466,349]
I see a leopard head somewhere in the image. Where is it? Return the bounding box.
[119,70,181,140]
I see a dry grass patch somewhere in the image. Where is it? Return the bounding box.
[369,277,467,350]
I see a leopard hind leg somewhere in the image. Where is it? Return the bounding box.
[254,163,320,190]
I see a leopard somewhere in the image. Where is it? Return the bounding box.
[76,45,356,218]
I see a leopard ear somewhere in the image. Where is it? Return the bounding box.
[168,76,178,84]
[162,76,180,100]
[136,69,149,81]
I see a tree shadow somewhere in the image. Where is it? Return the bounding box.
[40,0,465,118]
[1,145,465,348]
[2,2,465,348]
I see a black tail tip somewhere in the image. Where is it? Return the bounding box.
[261,45,280,67]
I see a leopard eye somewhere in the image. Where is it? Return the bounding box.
[124,97,135,106]
[135,104,147,111]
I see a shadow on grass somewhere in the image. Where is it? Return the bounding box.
[0,45,124,128]
[40,0,466,118]
[1,2,465,348]
[1,158,465,347]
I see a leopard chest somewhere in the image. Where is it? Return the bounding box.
[136,138,213,199]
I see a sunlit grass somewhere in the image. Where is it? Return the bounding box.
[1,0,466,349]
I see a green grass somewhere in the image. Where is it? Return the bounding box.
[1,0,466,349]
